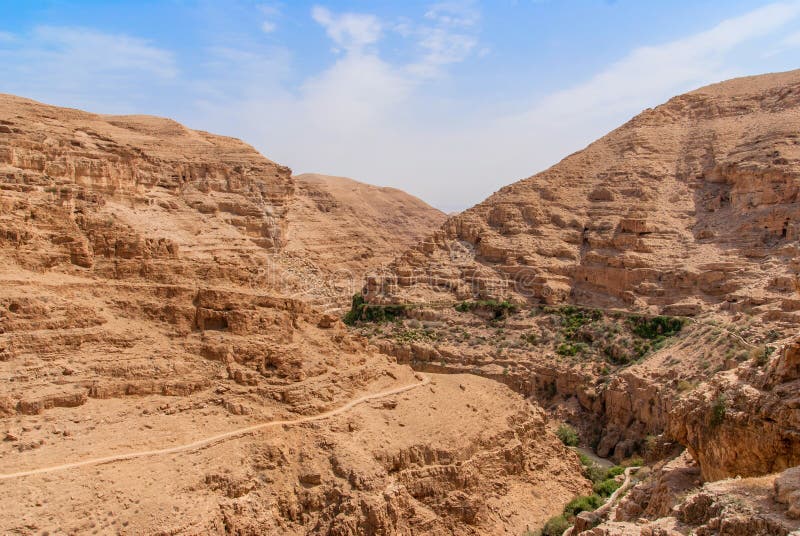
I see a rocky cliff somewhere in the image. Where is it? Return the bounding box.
[358,71,800,491]
[0,94,586,535]
[366,70,800,317]
[282,173,445,311]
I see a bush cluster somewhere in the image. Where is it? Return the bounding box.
[455,299,518,319]
[343,293,409,325]
[556,424,579,447]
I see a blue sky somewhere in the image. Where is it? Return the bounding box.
[1,1,800,211]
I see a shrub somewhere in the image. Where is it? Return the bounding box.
[627,315,684,340]
[556,424,579,446]
[550,306,603,339]
[343,293,409,325]
[563,494,603,516]
[539,515,570,536]
[583,463,607,485]
[521,331,539,345]
[754,345,775,366]
[710,394,727,427]
[593,478,621,497]
[343,293,366,325]
[606,465,624,478]
[557,342,588,356]
[455,299,518,319]
[394,329,437,344]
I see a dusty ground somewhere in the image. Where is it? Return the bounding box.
[1,372,587,535]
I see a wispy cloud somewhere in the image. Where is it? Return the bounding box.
[409,0,480,77]
[0,26,176,111]
[311,6,383,53]
[170,0,800,212]
[258,4,281,33]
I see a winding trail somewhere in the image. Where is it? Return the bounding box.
[0,374,430,481]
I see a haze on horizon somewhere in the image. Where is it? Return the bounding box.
[1,0,800,212]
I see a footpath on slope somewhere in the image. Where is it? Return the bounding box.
[0,374,430,481]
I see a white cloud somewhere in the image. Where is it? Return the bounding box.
[195,1,800,213]
[424,1,480,28]
[311,6,382,53]
[0,26,177,112]
[32,26,177,79]
[258,4,280,33]
[0,31,15,43]
[409,0,480,77]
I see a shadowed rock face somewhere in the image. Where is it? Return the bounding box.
[358,71,800,486]
[0,94,589,535]
[284,173,446,311]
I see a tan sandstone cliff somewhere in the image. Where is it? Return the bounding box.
[0,94,587,535]
[357,71,800,492]
[283,173,445,311]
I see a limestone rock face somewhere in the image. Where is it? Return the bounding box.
[598,458,800,535]
[360,70,800,484]
[283,173,446,311]
[775,466,800,519]
[367,70,800,319]
[0,94,586,535]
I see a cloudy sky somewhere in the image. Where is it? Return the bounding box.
[2,1,800,211]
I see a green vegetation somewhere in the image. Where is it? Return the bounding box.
[548,306,603,338]
[542,306,685,366]
[455,299,519,319]
[538,515,570,536]
[394,328,437,344]
[520,331,539,344]
[556,424,579,447]
[563,494,603,516]
[710,394,727,427]
[556,341,588,356]
[528,453,630,535]
[578,454,625,498]
[343,294,410,325]
[753,345,776,366]
[593,478,621,497]
[627,316,685,339]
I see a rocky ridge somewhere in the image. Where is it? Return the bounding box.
[283,173,445,311]
[0,94,585,535]
[354,70,800,531]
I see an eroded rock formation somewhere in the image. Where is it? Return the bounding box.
[0,94,584,535]
[358,71,800,495]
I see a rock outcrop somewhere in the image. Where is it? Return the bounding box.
[367,70,800,319]
[357,71,800,487]
[0,94,584,535]
[282,173,446,311]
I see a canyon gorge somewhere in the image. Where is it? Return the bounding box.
[1,69,800,535]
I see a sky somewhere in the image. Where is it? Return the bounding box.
[1,1,799,212]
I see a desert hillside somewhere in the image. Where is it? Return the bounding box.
[284,173,445,311]
[353,70,800,534]
[0,94,586,535]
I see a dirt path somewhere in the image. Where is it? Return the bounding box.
[0,374,430,481]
